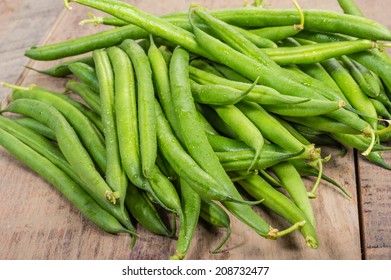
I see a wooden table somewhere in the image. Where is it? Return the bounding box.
[0,0,390,260]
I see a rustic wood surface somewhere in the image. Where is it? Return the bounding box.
[0,0,390,260]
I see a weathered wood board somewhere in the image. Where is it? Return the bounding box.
[0,0,390,260]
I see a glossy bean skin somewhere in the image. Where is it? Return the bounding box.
[341,56,381,98]
[235,172,319,249]
[271,162,316,226]
[68,62,100,93]
[263,39,376,66]
[236,101,320,161]
[211,104,264,171]
[168,47,280,238]
[331,133,391,152]
[11,87,106,172]
[218,150,306,172]
[125,183,172,237]
[0,127,135,237]
[65,80,101,115]
[189,66,310,106]
[154,99,245,202]
[170,178,201,260]
[95,48,129,214]
[249,25,303,42]
[337,0,364,16]
[321,57,378,129]
[106,43,150,193]
[3,99,134,230]
[190,81,251,106]
[189,6,375,137]
[0,115,85,189]
[25,24,150,60]
[283,115,362,135]
[370,98,391,120]
[120,39,157,178]
[207,134,250,152]
[148,36,182,142]
[12,117,56,141]
[26,56,95,77]
[262,99,345,117]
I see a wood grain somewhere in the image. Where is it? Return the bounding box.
[0,0,390,260]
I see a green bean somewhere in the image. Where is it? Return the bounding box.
[0,127,135,237]
[211,104,264,171]
[170,178,201,260]
[169,47,265,205]
[189,66,311,106]
[331,132,391,152]
[196,103,239,140]
[120,39,157,178]
[25,24,150,60]
[365,151,391,170]
[271,162,316,225]
[372,74,391,109]
[295,31,391,94]
[207,134,250,152]
[248,0,304,42]
[125,183,172,237]
[68,62,100,93]
[66,0,210,58]
[79,13,128,27]
[148,165,183,214]
[296,62,342,94]
[337,0,364,16]
[31,1,391,61]
[341,56,381,98]
[283,115,362,135]
[105,43,148,195]
[148,36,182,141]
[0,115,84,188]
[10,86,106,172]
[190,5,372,127]
[155,148,178,181]
[9,84,104,132]
[11,117,56,141]
[271,115,311,146]
[25,56,94,77]
[154,98,249,203]
[236,101,320,161]
[218,148,306,172]
[192,81,240,105]
[199,198,231,253]
[263,39,376,66]
[65,80,101,114]
[370,98,391,120]
[190,80,254,106]
[210,63,251,83]
[96,48,130,215]
[321,57,378,129]
[235,172,318,248]
[3,99,135,230]
[262,99,345,117]
[190,59,224,77]
[287,122,347,152]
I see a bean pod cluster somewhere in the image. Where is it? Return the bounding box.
[1,0,391,259]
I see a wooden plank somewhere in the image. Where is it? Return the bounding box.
[2,0,389,260]
[357,151,391,259]
[0,0,64,100]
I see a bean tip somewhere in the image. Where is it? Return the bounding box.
[64,0,73,10]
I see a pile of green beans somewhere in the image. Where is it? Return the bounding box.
[1,0,391,259]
